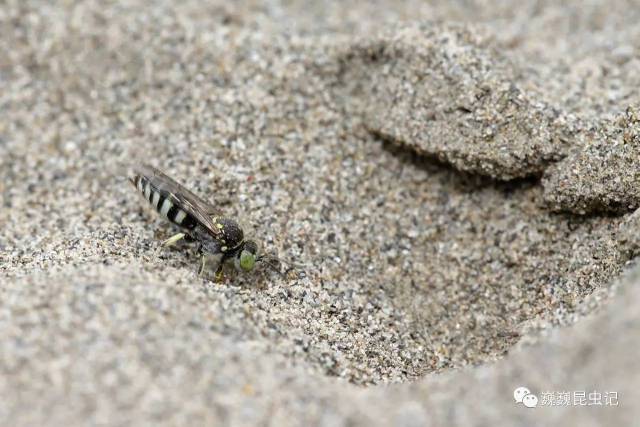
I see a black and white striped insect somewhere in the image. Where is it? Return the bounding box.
[130,164,280,277]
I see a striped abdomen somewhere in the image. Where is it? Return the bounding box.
[132,174,197,230]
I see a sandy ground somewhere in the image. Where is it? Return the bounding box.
[1,1,640,425]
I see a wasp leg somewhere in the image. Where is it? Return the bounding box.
[199,253,224,280]
[214,265,225,282]
[161,232,186,248]
[155,232,186,256]
[199,254,207,276]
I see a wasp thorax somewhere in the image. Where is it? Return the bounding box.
[214,217,244,251]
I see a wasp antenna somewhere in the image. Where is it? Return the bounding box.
[257,256,285,277]
[258,254,307,278]
[277,258,308,269]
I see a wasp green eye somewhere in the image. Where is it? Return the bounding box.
[239,250,256,271]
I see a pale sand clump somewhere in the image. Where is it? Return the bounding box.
[1,1,640,425]
[543,105,640,214]
[344,23,576,180]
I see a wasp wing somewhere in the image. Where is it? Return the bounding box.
[133,164,222,236]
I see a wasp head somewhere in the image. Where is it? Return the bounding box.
[237,240,258,271]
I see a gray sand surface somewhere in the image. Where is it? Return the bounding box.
[2,1,640,425]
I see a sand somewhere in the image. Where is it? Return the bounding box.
[1,0,639,425]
